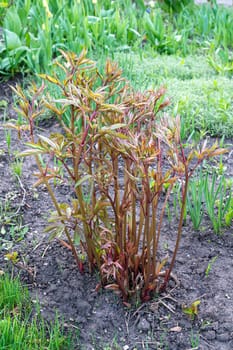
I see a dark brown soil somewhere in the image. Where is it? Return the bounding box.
[0,79,233,350]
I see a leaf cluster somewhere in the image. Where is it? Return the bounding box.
[7,50,227,302]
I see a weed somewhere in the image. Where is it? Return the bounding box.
[205,255,218,277]
[173,181,187,223]
[225,197,233,227]
[203,173,232,234]
[10,157,23,178]
[207,47,233,75]
[165,202,172,224]
[190,329,199,349]
[4,129,11,154]
[186,170,205,230]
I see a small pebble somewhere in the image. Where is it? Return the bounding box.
[137,318,151,332]
[123,346,129,350]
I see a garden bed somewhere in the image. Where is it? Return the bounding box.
[0,76,233,350]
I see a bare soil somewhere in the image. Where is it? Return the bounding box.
[0,79,233,350]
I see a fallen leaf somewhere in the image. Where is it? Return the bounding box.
[182,300,201,320]
[4,251,19,263]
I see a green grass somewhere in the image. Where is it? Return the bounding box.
[111,52,233,139]
[27,51,232,139]
[0,273,28,313]
[0,273,76,350]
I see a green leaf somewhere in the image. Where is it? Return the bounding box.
[0,99,8,108]
[75,174,93,188]
[88,16,100,24]
[3,7,22,34]
[225,209,233,226]
[134,0,146,11]
[101,123,126,131]
[100,8,114,17]
[39,74,61,86]
[99,104,124,113]
[128,28,141,37]
[4,29,22,50]
[38,134,59,150]
[182,300,200,320]
[18,149,45,157]
[18,143,46,157]
[0,2,10,8]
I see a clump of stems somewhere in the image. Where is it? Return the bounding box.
[6,50,227,302]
